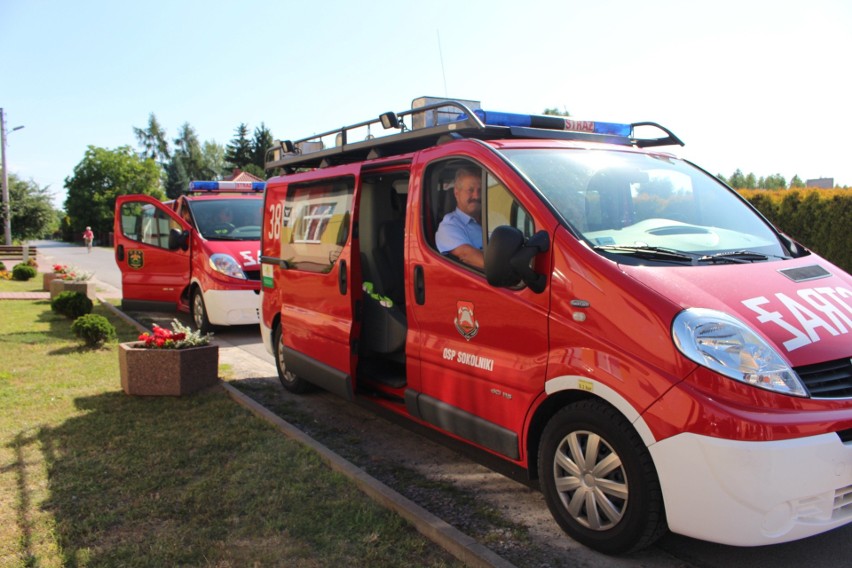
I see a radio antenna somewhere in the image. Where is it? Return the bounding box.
[437,30,448,97]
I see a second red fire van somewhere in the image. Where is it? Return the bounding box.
[115,181,264,332]
[259,99,852,553]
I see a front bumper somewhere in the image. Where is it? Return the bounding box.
[650,430,852,546]
[202,288,260,326]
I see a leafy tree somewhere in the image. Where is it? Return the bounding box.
[166,123,222,198]
[133,113,170,163]
[716,173,728,184]
[728,169,746,188]
[250,122,274,173]
[240,163,266,179]
[543,107,571,116]
[790,174,805,188]
[764,173,787,190]
[744,172,757,189]
[225,123,253,170]
[2,172,60,240]
[64,145,163,238]
[203,140,226,179]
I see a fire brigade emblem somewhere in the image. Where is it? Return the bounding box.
[454,300,479,341]
[127,249,144,270]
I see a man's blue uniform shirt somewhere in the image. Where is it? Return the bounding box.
[435,208,483,253]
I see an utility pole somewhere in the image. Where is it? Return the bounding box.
[1,108,24,245]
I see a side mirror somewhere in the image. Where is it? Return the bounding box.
[168,228,190,251]
[485,226,550,293]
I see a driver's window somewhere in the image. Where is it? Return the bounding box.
[119,201,180,249]
[425,159,532,271]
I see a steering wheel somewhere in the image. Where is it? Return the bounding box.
[210,223,235,234]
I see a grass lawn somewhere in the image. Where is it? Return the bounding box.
[0,281,460,567]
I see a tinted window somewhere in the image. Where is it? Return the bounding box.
[280,177,354,273]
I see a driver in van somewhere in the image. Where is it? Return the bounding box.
[215,207,233,225]
[435,166,484,269]
[209,206,234,235]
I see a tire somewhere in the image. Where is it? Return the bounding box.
[538,400,667,554]
[273,324,312,394]
[191,288,214,334]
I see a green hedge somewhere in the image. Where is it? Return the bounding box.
[738,189,852,274]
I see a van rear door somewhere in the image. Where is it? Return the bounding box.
[273,168,359,399]
[114,195,191,311]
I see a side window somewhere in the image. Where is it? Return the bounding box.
[119,201,181,249]
[280,177,354,273]
[424,159,533,270]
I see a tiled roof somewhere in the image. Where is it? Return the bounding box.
[223,169,264,182]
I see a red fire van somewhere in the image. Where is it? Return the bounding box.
[115,181,264,332]
[259,99,852,553]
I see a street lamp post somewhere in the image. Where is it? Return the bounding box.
[1,108,25,246]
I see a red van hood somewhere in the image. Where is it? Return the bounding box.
[620,257,852,367]
[200,239,261,271]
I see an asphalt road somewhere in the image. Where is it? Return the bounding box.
[34,239,852,567]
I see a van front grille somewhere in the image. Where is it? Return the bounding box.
[796,357,852,399]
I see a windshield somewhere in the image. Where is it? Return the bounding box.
[503,149,789,262]
[189,197,263,240]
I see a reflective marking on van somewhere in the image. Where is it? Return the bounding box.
[742,286,852,352]
[545,375,656,446]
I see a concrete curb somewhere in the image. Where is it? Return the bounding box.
[222,382,516,568]
[98,298,516,568]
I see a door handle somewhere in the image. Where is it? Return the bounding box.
[116,244,124,261]
[414,265,425,305]
[338,259,347,295]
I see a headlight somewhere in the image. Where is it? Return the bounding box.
[672,308,807,397]
[208,254,247,279]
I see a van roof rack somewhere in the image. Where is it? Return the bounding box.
[265,99,683,173]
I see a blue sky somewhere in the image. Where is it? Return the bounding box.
[2,0,850,207]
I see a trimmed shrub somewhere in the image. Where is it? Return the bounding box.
[12,263,37,281]
[0,261,5,271]
[71,314,116,347]
[51,291,93,319]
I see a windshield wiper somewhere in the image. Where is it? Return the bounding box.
[594,244,697,264]
[697,251,769,264]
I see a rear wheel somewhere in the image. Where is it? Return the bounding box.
[273,324,312,393]
[538,400,667,554]
[191,288,214,334]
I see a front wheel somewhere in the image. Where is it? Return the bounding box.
[538,400,667,554]
[273,324,312,394]
[191,289,214,334]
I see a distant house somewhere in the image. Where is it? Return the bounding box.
[806,177,834,189]
[223,169,265,183]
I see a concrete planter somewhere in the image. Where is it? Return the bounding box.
[119,342,219,396]
[42,272,59,291]
[49,279,95,299]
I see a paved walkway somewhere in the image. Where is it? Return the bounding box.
[0,291,50,300]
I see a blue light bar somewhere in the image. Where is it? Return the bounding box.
[188,181,266,192]
[470,109,632,138]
